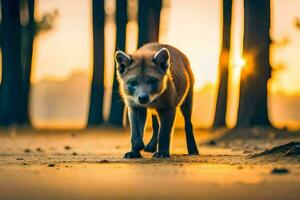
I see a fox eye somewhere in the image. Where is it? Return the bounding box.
[128,80,138,87]
[148,78,158,85]
[148,78,159,91]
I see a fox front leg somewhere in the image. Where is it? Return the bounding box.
[153,107,176,158]
[123,107,147,159]
[144,115,159,153]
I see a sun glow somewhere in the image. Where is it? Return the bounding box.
[233,57,246,70]
[230,56,246,83]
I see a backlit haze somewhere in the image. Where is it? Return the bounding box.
[24,0,300,128]
[33,0,300,93]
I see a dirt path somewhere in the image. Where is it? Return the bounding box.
[0,128,300,200]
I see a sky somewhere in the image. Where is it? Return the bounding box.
[32,0,300,94]
[33,0,92,83]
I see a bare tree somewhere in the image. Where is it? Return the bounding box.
[87,0,105,126]
[213,0,232,128]
[138,0,162,47]
[236,0,272,127]
[0,0,58,127]
[0,0,24,126]
[21,0,58,125]
[20,0,35,125]
[108,0,128,127]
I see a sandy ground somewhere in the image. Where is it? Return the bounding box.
[0,127,300,200]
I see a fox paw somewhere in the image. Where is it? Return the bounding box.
[153,152,170,158]
[123,151,142,159]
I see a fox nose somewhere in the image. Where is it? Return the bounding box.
[138,94,150,104]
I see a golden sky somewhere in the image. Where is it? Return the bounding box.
[33,0,300,94]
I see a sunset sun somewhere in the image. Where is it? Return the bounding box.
[233,57,246,70]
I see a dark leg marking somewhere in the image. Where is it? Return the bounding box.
[123,107,147,159]
[153,107,176,158]
[180,89,199,155]
[144,115,159,153]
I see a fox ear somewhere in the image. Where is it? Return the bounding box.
[115,50,132,74]
[153,48,170,73]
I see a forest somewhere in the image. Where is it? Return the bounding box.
[0,0,299,200]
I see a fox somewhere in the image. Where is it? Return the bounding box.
[115,43,199,158]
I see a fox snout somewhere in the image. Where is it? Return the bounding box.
[138,93,150,104]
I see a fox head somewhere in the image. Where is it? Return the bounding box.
[115,48,170,106]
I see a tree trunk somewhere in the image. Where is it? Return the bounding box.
[108,0,127,127]
[138,0,162,47]
[0,0,24,126]
[236,0,272,128]
[20,0,35,125]
[87,0,105,126]
[0,21,2,120]
[213,0,232,128]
